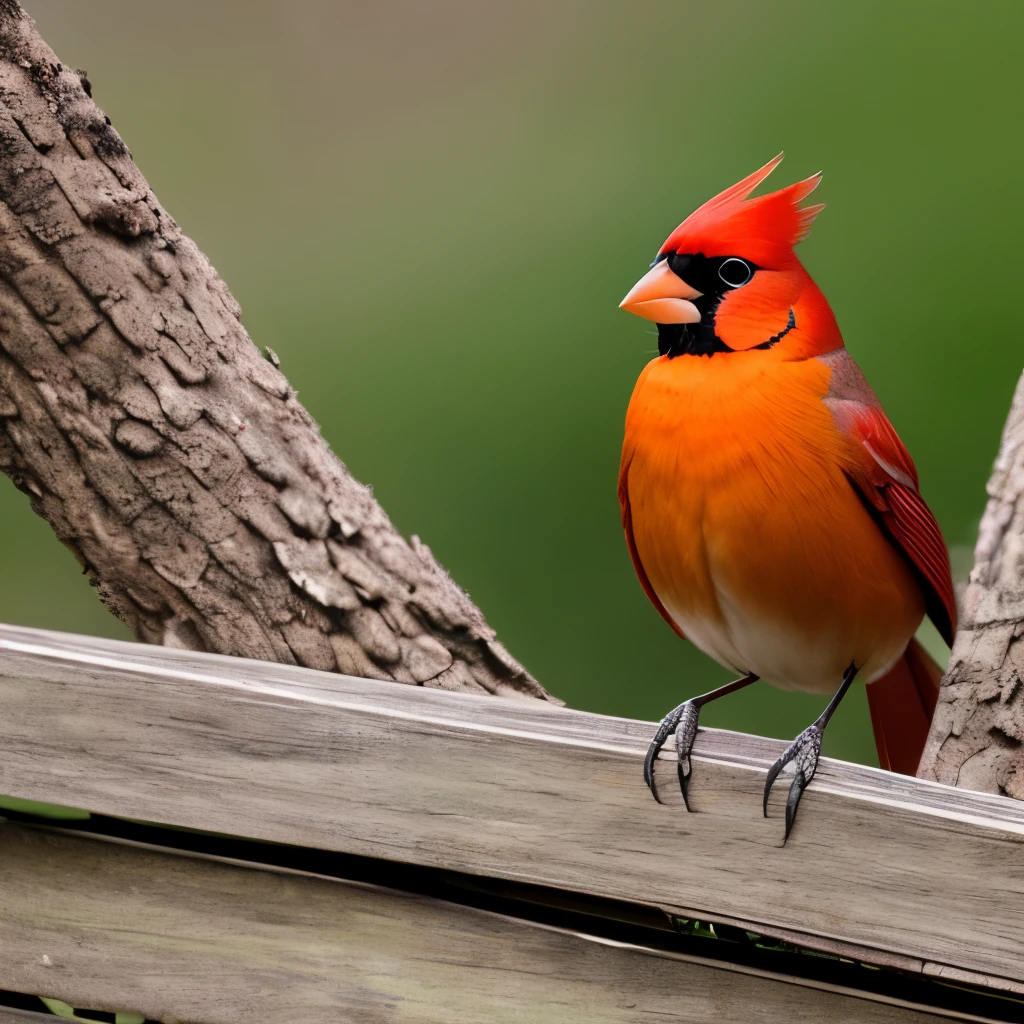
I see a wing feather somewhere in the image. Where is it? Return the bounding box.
[818,349,957,646]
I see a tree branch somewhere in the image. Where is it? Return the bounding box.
[919,372,1024,793]
[0,2,553,702]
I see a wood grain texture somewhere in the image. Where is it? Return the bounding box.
[0,1010,62,1024]
[0,823,984,1024]
[0,2,549,701]
[920,372,1024,795]
[0,1007,58,1024]
[0,624,1023,989]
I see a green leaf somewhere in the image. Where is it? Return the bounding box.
[38,997,145,1023]
[39,998,77,1019]
[0,795,91,820]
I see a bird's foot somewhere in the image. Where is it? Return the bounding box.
[644,700,701,809]
[762,722,823,842]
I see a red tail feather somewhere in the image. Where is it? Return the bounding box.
[866,638,943,776]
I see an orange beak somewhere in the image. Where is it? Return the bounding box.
[619,260,702,324]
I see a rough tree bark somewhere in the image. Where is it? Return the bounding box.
[0,2,553,702]
[919,373,1024,795]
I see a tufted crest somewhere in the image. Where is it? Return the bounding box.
[658,154,824,269]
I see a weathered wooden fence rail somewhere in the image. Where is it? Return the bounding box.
[0,623,1021,1023]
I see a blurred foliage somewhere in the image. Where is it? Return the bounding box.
[39,997,145,1024]
[3,0,1021,766]
[0,795,90,819]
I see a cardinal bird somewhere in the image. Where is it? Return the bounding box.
[618,154,955,839]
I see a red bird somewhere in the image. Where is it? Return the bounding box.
[618,155,955,837]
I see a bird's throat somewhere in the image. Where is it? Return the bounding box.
[657,319,728,358]
[658,306,796,358]
[657,291,729,357]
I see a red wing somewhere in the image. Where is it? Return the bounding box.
[618,454,685,640]
[820,350,957,646]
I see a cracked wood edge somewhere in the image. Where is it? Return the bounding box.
[0,823,987,1024]
[919,372,1024,794]
[1,623,1023,990]
[0,2,551,702]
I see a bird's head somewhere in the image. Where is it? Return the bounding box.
[620,154,841,359]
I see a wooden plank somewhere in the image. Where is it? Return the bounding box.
[0,822,989,1024]
[0,624,1022,987]
[0,1010,60,1024]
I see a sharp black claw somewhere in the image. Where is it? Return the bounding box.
[765,670,853,841]
[644,713,679,801]
[645,700,700,806]
[677,752,692,811]
[643,743,658,793]
[645,674,761,809]
[675,701,699,812]
[784,770,808,843]
[762,757,787,817]
[763,723,823,840]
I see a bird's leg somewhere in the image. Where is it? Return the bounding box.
[645,673,759,809]
[763,663,858,842]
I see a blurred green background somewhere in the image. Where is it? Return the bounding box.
[4,0,1021,766]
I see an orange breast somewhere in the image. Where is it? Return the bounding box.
[622,350,924,693]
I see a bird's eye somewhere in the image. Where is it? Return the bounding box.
[718,258,753,288]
